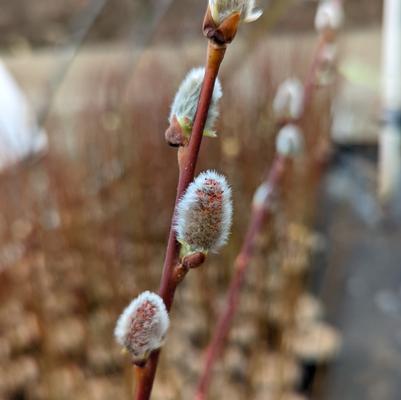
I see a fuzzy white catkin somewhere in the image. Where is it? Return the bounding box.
[209,0,263,25]
[276,124,304,157]
[315,1,344,32]
[169,67,222,134]
[273,78,304,120]
[175,170,233,254]
[114,291,169,362]
[252,182,273,209]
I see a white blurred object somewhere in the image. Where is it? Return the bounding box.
[273,78,304,120]
[379,0,401,202]
[0,61,47,172]
[275,124,304,157]
[314,1,344,33]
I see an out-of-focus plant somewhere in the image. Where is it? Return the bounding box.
[194,1,344,398]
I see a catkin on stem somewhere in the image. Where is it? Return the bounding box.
[175,170,233,255]
[114,291,169,364]
[276,124,304,157]
[314,1,344,33]
[169,67,222,138]
[273,78,305,120]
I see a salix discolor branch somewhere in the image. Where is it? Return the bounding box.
[113,1,263,400]
[194,1,344,398]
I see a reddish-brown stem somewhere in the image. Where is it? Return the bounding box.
[133,41,226,400]
[159,42,226,307]
[194,155,288,400]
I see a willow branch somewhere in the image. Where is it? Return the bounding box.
[133,41,226,400]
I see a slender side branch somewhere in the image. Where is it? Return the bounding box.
[194,7,342,396]
[133,42,226,400]
[194,155,288,400]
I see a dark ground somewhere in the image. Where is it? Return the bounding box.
[314,147,401,400]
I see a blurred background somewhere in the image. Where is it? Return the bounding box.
[1,0,399,399]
